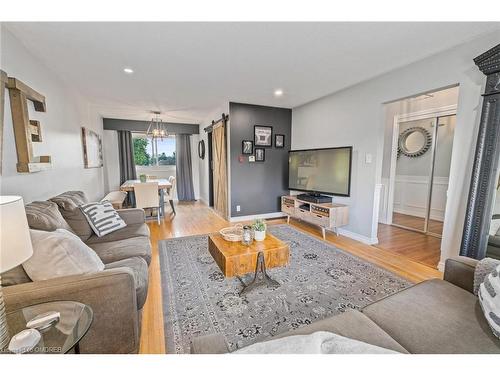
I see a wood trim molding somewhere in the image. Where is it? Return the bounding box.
[460,43,500,259]
[0,70,7,175]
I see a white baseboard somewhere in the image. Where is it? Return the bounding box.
[337,228,379,245]
[229,212,286,222]
[437,260,446,272]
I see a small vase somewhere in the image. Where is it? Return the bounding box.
[139,175,147,183]
[254,230,266,242]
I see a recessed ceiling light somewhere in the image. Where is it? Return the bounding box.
[123,68,134,74]
[274,89,283,97]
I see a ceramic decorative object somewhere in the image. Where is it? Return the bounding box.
[139,174,147,183]
[252,219,266,241]
[8,329,41,354]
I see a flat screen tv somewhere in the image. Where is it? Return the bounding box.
[288,147,352,196]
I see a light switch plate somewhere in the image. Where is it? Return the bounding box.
[365,153,373,164]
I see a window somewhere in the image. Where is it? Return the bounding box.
[132,133,176,166]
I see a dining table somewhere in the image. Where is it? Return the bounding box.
[119,179,172,217]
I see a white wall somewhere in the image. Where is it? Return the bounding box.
[291,30,500,267]
[1,27,104,202]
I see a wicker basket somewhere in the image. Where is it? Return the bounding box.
[219,224,244,242]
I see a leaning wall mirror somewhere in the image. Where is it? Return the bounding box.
[398,126,432,158]
[460,43,500,260]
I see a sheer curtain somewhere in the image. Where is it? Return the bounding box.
[175,134,195,201]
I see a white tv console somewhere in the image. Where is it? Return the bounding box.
[281,195,349,239]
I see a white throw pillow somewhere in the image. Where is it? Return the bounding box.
[80,201,127,237]
[490,219,500,236]
[22,229,105,281]
[478,264,500,339]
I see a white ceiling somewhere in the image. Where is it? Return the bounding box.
[4,22,500,124]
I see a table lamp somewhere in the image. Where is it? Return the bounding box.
[0,196,34,351]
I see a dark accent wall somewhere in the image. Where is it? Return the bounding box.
[229,102,292,217]
[103,118,199,134]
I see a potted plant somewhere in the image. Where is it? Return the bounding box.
[252,219,267,241]
[139,174,147,183]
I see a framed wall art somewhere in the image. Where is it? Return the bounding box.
[242,140,254,154]
[254,125,273,147]
[275,134,285,148]
[81,127,103,168]
[255,148,265,162]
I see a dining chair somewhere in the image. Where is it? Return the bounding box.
[164,176,176,215]
[133,182,161,224]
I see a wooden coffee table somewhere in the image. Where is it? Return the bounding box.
[208,233,290,294]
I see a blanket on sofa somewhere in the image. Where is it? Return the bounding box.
[233,331,398,354]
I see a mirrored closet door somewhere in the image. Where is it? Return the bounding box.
[391,114,456,237]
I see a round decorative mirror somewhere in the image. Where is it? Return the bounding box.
[198,140,205,159]
[398,127,432,158]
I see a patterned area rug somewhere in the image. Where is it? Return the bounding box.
[159,225,412,353]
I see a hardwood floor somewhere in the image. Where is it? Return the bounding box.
[139,201,442,354]
[376,223,442,269]
[392,212,444,235]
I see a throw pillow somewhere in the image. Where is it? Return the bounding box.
[474,257,500,296]
[478,264,500,339]
[50,191,93,241]
[22,229,104,281]
[25,201,74,232]
[491,219,500,236]
[80,201,127,237]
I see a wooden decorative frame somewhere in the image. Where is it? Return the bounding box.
[0,70,7,175]
[7,76,51,173]
[81,127,103,168]
[460,43,500,259]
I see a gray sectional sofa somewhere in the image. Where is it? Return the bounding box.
[191,256,500,354]
[1,191,151,354]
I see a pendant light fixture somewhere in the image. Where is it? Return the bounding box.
[146,111,168,140]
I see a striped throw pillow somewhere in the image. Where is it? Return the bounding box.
[478,263,500,339]
[80,201,127,237]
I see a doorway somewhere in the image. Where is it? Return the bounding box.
[391,113,456,237]
[377,86,459,268]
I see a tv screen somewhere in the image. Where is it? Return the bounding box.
[288,147,352,196]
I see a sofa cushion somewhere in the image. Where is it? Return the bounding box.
[25,201,74,232]
[105,256,148,309]
[22,229,105,281]
[272,309,408,353]
[85,223,150,245]
[50,191,93,241]
[363,278,500,354]
[88,236,152,265]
